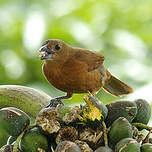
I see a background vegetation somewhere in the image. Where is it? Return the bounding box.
[0,0,152,104]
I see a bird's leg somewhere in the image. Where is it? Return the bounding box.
[82,91,97,109]
[46,92,73,108]
[88,91,96,97]
[84,91,98,108]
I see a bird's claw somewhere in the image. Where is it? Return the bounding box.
[45,98,64,108]
[83,93,98,106]
[88,91,95,97]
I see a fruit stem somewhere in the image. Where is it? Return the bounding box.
[13,131,24,152]
[132,122,152,131]
[102,121,108,147]
[13,124,37,152]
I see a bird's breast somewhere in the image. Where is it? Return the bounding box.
[42,61,103,93]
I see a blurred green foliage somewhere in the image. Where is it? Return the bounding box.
[0,0,152,104]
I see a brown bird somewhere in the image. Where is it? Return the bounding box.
[39,39,133,106]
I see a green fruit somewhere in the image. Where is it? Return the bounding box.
[133,99,151,125]
[20,127,48,152]
[109,117,133,145]
[94,146,113,152]
[0,126,10,148]
[0,85,51,118]
[0,107,30,136]
[115,138,140,152]
[141,143,152,152]
[0,145,13,152]
[105,100,137,127]
[55,141,82,152]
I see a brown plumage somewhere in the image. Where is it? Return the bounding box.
[39,39,133,104]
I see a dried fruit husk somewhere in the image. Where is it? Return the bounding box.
[108,117,133,146]
[105,100,137,127]
[0,145,13,152]
[58,105,81,125]
[132,126,139,141]
[19,127,48,152]
[94,146,113,152]
[55,141,82,152]
[75,140,93,152]
[79,127,104,150]
[36,107,60,134]
[133,99,151,125]
[141,143,152,152]
[56,126,78,144]
[115,138,140,152]
[0,107,30,137]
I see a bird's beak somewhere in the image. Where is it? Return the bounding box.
[39,45,54,60]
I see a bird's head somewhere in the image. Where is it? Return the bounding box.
[39,39,69,61]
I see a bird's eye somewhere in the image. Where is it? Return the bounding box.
[55,44,61,50]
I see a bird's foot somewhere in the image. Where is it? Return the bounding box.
[45,98,64,108]
[87,91,95,97]
[83,94,98,107]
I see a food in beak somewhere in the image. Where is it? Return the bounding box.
[39,51,49,60]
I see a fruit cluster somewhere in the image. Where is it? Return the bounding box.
[0,85,152,152]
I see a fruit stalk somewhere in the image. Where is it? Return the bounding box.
[102,121,108,147]
[132,123,152,131]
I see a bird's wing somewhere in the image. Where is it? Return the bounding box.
[74,48,104,72]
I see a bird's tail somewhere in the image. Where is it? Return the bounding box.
[103,74,133,96]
